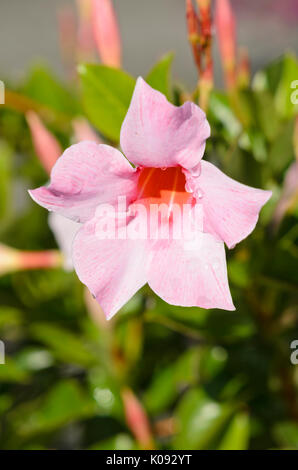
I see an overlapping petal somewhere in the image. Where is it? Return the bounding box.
[148,231,235,310]
[72,212,150,319]
[120,77,210,170]
[198,161,272,248]
[29,141,138,223]
[48,213,81,271]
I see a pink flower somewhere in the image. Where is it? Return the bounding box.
[29,78,271,319]
[48,213,81,271]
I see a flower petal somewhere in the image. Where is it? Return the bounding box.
[29,141,138,223]
[148,231,235,310]
[198,161,272,248]
[48,213,81,271]
[120,77,210,170]
[72,213,150,319]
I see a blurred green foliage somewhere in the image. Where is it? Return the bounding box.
[0,50,297,450]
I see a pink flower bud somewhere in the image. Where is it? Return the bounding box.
[121,387,154,449]
[26,111,62,175]
[215,0,237,90]
[91,0,122,68]
[186,0,201,73]
[0,243,62,276]
[76,0,96,62]
[72,117,102,144]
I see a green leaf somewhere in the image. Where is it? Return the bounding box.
[12,380,95,437]
[0,395,12,415]
[254,90,281,142]
[268,120,295,175]
[273,422,298,449]
[146,53,174,100]
[275,53,298,118]
[0,357,30,383]
[0,141,13,228]
[29,323,98,367]
[88,367,123,418]
[79,64,136,142]
[173,389,234,450]
[252,57,283,95]
[218,412,250,450]
[209,91,242,142]
[228,258,251,288]
[145,295,210,330]
[16,348,54,371]
[89,434,136,450]
[0,306,23,331]
[143,347,200,414]
[24,65,79,116]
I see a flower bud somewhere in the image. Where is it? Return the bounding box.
[215,0,236,90]
[26,111,62,175]
[121,387,154,449]
[91,0,122,68]
[0,243,63,276]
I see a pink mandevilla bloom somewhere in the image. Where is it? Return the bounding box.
[29,78,271,319]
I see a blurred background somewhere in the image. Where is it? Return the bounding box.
[0,0,297,450]
[1,0,297,85]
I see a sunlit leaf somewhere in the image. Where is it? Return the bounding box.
[12,380,95,437]
[218,412,250,450]
[30,323,98,367]
[146,53,174,100]
[79,64,135,142]
[24,65,79,116]
[275,53,298,119]
[173,389,234,449]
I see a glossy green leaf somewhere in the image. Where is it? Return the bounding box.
[79,64,136,142]
[275,53,298,118]
[143,347,200,414]
[88,367,123,418]
[146,53,174,100]
[12,380,95,437]
[0,357,30,383]
[209,91,242,141]
[268,120,295,175]
[29,323,98,367]
[24,65,79,116]
[218,412,250,450]
[173,389,234,450]
[254,90,281,142]
[89,434,136,450]
[0,141,13,227]
[273,422,298,449]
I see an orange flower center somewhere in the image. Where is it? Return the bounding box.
[136,167,191,207]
